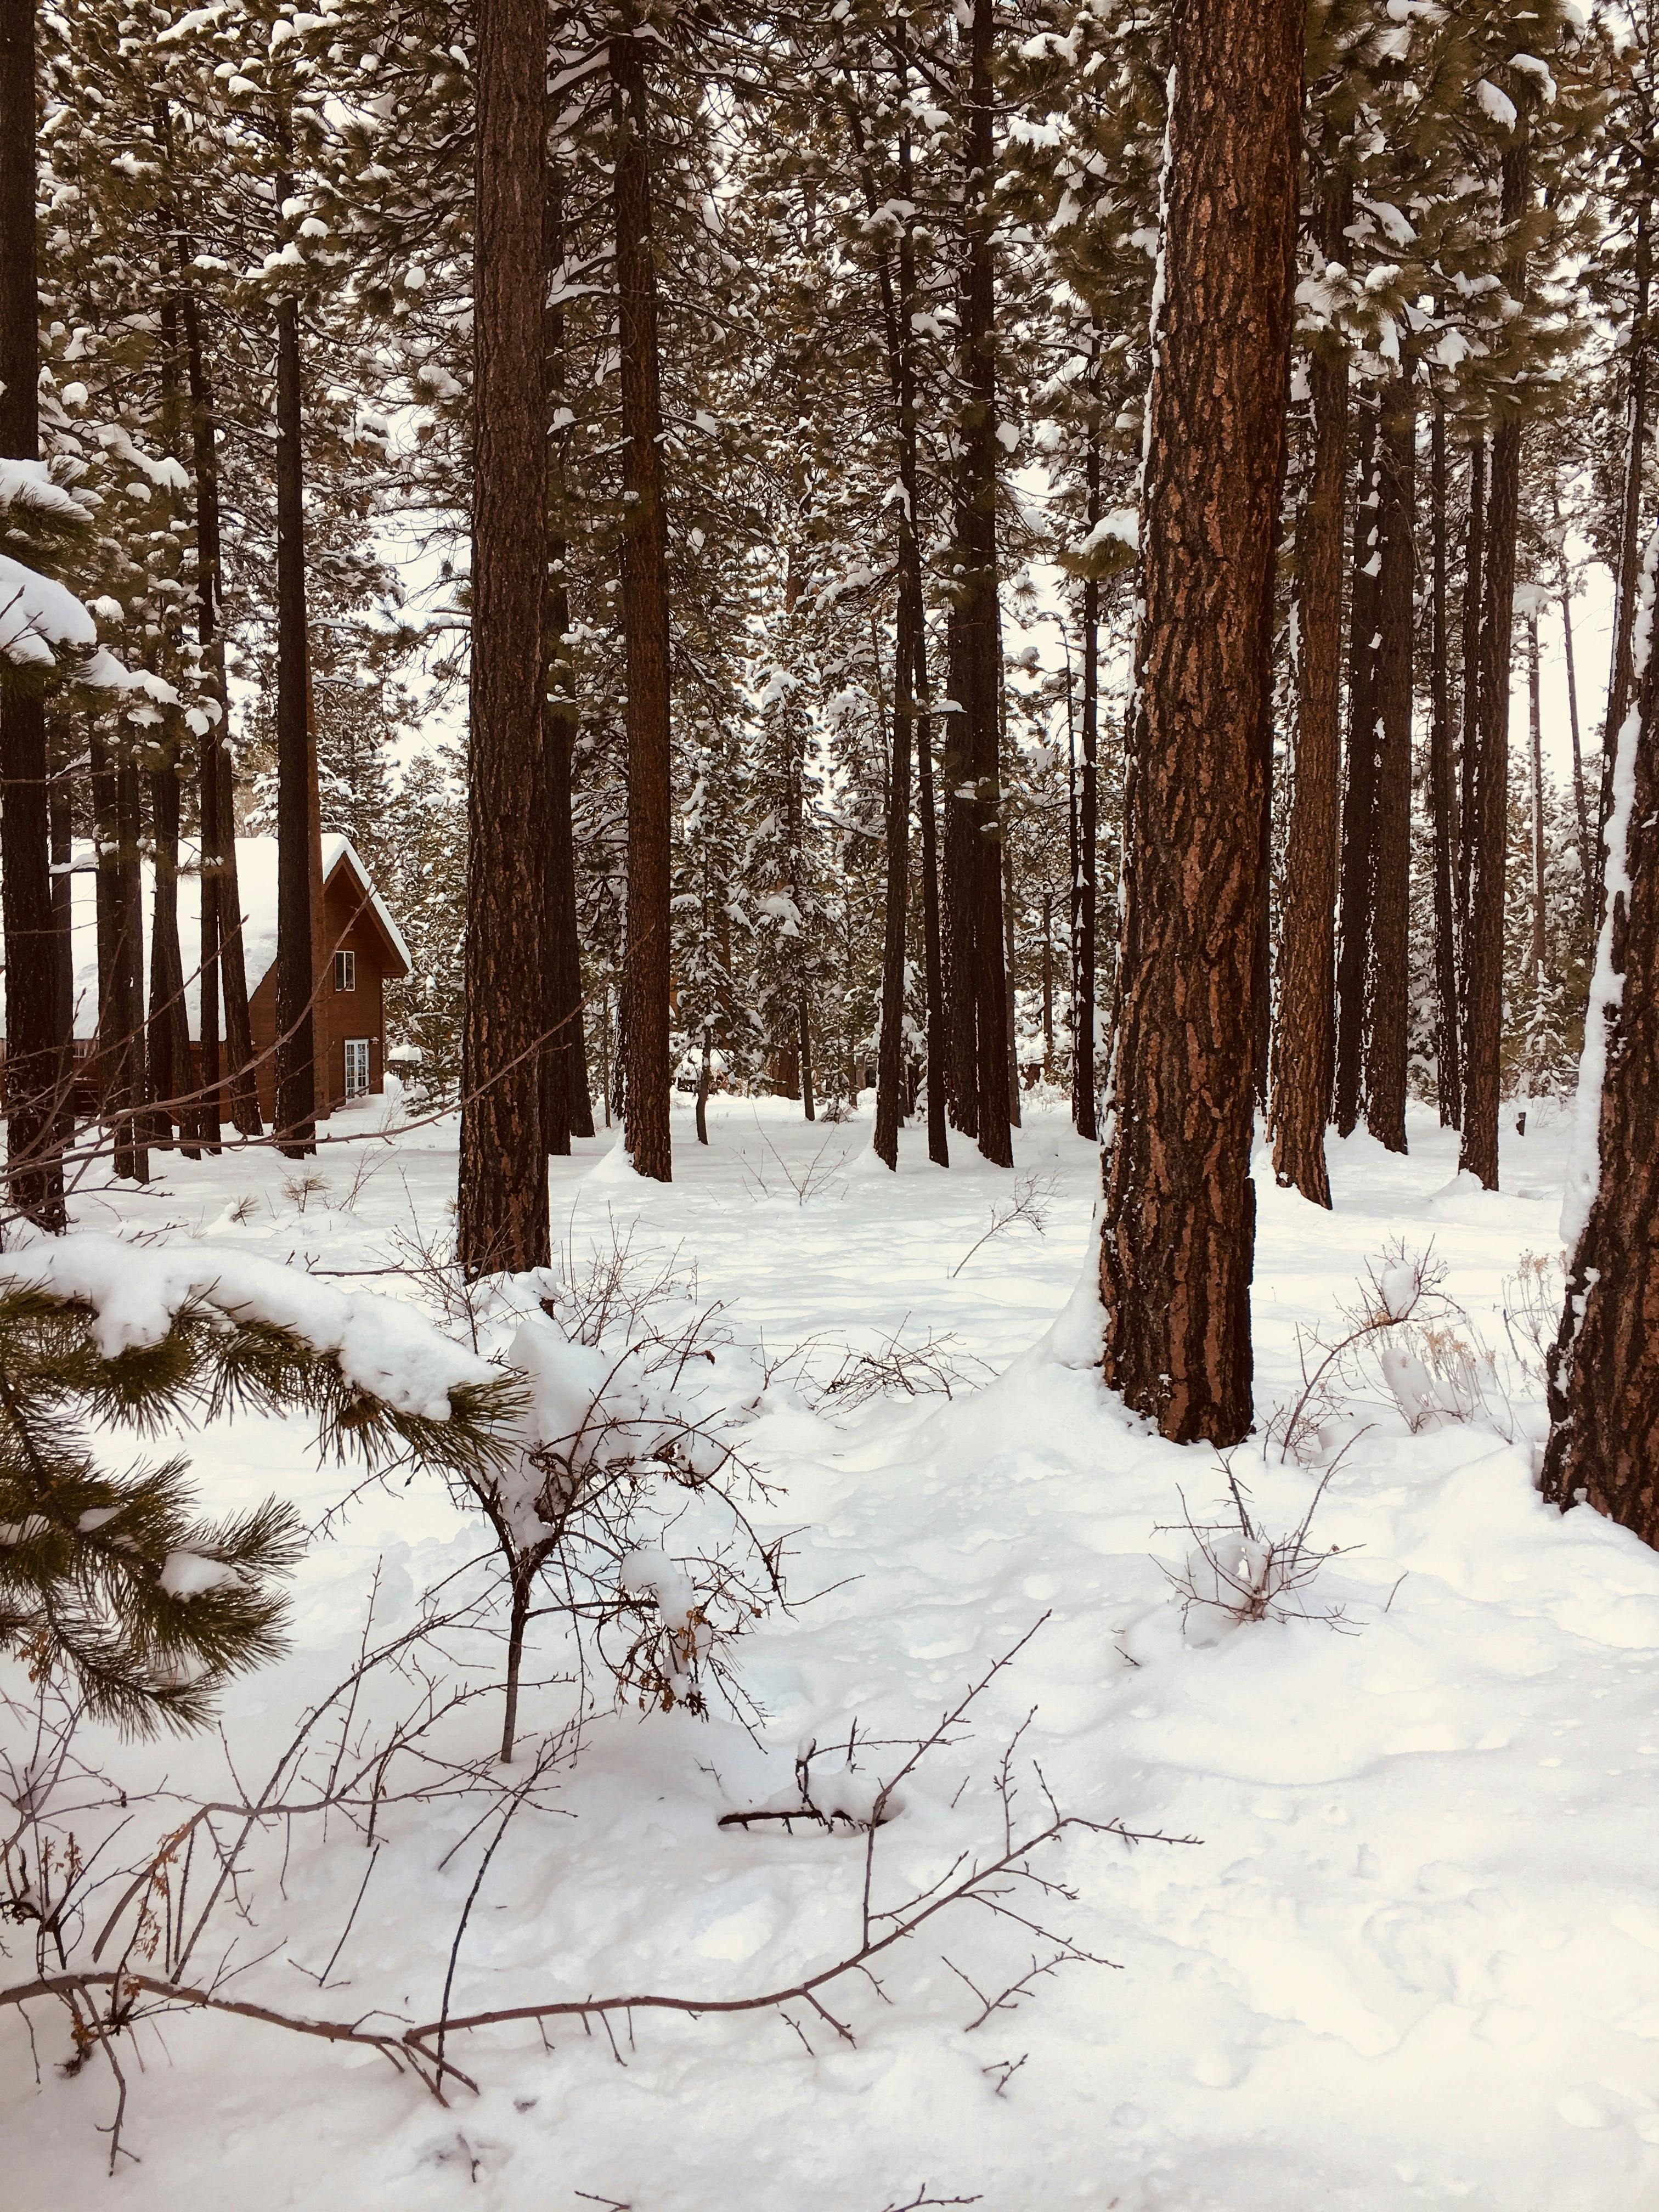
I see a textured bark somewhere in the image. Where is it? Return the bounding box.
[1269,323,1347,1205]
[1332,398,1380,1138]
[543,160,589,1158]
[0,0,65,1229]
[1461,112,1530,1192]
[941,607,975,1139]
[958,0,1010,1168]
[611,12,672,1185]
[1429,407,1462,1128]
[1541,537,1659,1530]
[458,0,550,1273]
[1099,0,1301,1447]
[1363,388,1417,1155]
[273,225,317,1159]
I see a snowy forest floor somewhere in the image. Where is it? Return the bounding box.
[6,1092,1659,2211]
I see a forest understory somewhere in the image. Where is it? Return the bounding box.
[4,1093,1655,2211]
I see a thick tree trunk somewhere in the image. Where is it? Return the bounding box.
[1363,386,1417,1155]
[458,0,551,1272]
[1429,407,1462,1128]
[959,0,1010,1169]
[1269,319,1347,1204]
[1461,111,1530,1192]
[273,221,317,1159]
[1098,0,1301,1447]
[543,161,588,1158]
[1541,531,1659,1528]
[0,0,65,1230]
[1333,397,1380,1137]
[1003,833,1020,1127]
[611,12,672,1185]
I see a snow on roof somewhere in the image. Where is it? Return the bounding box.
[57,834,409,1042]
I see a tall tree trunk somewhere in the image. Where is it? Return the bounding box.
[0,0,65,1230]
[1429,406,1462,1128]
[873,555,915,1169]
[1461,105,1531,1192]
[1099,0,1301,1447]
[1003,832,1020,1127]
[1074,386,1101,1143]
[943,620,976,1137]
[458,0,551,1272]
[1363,385,1417,1155]
[114,746,149,1183]
[1541,531,1659,1527]
[914,603,948,1167]
[611,10,672,1185]
[1556,527,1590,918]
[273,151,316,1160]
[1269,302,1348,1203]
[1530,611,1547,983]
[158,119,258,1142]
[1333,396,1381,1137]
[147,753,195,1154]
[1596,195,1650,932]
[959,0,1010,1168]
[1458,434,1486,978]
[543,159,587,1157]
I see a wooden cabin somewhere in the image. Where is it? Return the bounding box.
[68,834,411,1124]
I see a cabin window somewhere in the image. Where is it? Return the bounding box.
[344,1039,370,1098]
[334,948,357,992]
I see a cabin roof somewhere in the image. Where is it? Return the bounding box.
[60,833,411,1041]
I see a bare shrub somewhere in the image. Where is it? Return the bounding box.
[950,1173,1060,1279]
[1159,1460,1358,1641]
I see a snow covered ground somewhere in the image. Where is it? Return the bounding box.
[6,1091,1658,2211]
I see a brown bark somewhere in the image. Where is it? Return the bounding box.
[1269,318,1347,1204]
[1460,110,1530,1193]
[611,9,673,1185]
[1458,435,1485,973]
[1429,407,1462,1128]
[1555,515,1590,913]
[1099,0,1301,1447]
[1333,397,1380,1137]
[914,596,947,1166]
[942,610,975,1138]
[272,153,317,1159]
[1541,534,1659,1528]
[1363,386,1417,1155]
[458,0,551,1273]
[958,0,1010,1168]
[543,158,588,1157]
[163,125,259,1141]
[113,747,149,1183]
[0,0,65,1229]
[873,554,915,1170]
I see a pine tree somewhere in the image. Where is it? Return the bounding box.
[1098,0,1301,1448]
